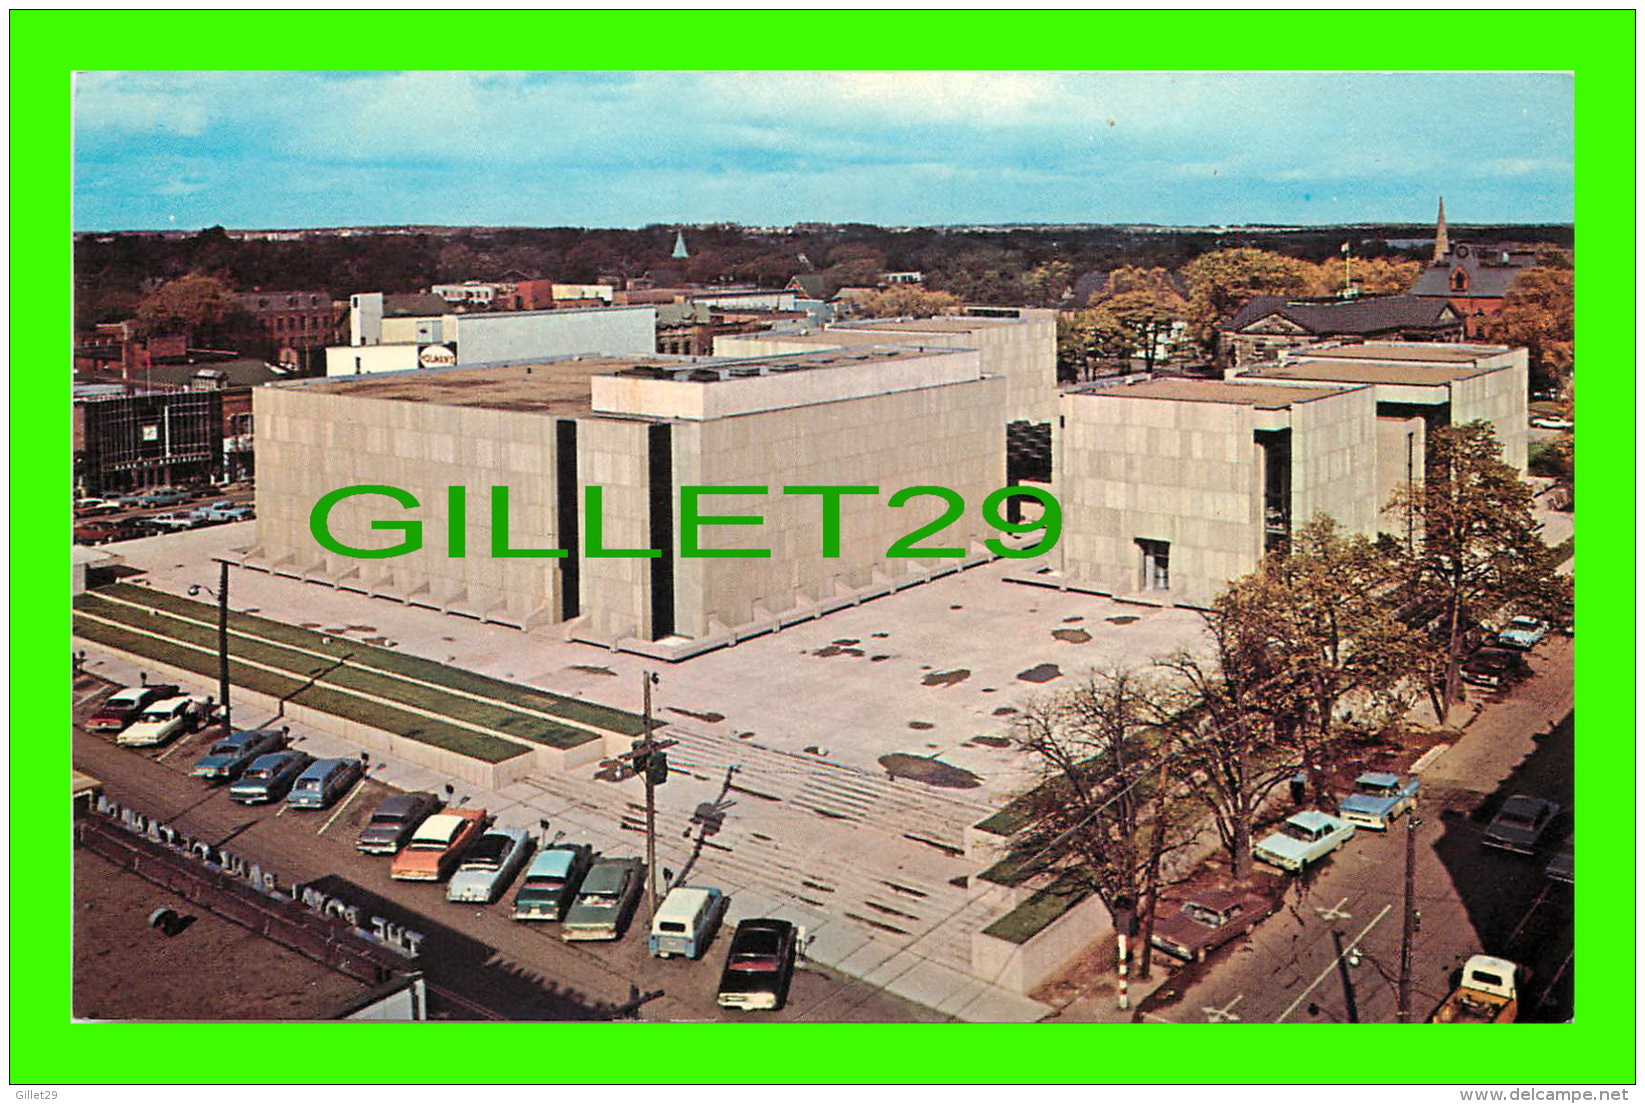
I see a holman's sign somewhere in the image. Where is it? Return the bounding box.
[90,794,425,958]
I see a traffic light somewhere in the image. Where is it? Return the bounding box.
[630,738,651,777]
[647,751,669,786]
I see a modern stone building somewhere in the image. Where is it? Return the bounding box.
[1049,341,1528,607]
[715,307,1059,425]
[1054,378,1378,608]
[250,345,1005,654]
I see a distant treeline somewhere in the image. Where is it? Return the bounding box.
[74,220,1575,331]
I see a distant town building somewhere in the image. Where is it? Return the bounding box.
[235,290,347,373]
[1221,294,1463,368]
[74,388,224,496]
[1409,201,1549,337]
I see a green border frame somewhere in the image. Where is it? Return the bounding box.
[17,10,1634,1086]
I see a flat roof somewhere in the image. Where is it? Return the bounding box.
[610,345,931,383]
[1249,360,1492,386]
[836,316,1019,334]
[1295,341,1511,364]
[1072,378,1351,409]
[302,358,630,415]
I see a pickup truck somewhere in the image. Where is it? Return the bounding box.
[1338,771,1420,830]
[1429,955,1523,1023]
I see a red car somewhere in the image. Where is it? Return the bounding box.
[390,808,490,882]
[1148,886,1280,963]
[86,684,180,733]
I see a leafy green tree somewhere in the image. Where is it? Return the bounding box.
[1180,248,1315,348]
[1213,515,1427,806]
[1057,307,1131,381]
[1487,266,1575,395]
[1387,422,1573,718]
[1105,289,1184,372]
[1019,261,1073,306]
[134,273,248,342]
[850,285,960,319]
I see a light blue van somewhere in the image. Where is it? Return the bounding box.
[648,884,727,959]
[286,757,364,810]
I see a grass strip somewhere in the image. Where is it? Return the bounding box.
[78,594,597,750]
[96,582,648,735]
[980,878,1093,945]
[74,615,531,763]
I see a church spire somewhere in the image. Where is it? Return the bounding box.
[1433,197,1449,261]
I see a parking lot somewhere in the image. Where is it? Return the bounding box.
[72,678,952,1022]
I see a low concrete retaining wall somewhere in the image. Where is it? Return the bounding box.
[970,891,1113,996]
[75,636,535,791]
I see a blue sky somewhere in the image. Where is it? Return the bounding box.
[72,71,1574,231]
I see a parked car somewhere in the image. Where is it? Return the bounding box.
[191,500,254,524]
[511,844,595,921]
[74,522,127,545]
[1544,835,1574,884]
[189,727,287,781]
[1462,647,1531,690]
[1529,416,1573,431]
[561,857,645,941]
[717,918,800,1011]
[1149,887,1279,963]
[87,683,180,733]
[390,809,489,882]
[229,750,314,804]
[74,499,121,518]
[447,827,534,903]
[135,487,190,508]
[1339,771,1420,831]
[1253,810,1355,872]
[649,884,728,960]
[356,792,443,855]
[286,757,365,810]
[1482,795,1560,855]
[116,694,211,747]
[1497,616,1549,650]
[144,511,201,532]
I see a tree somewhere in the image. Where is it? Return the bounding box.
[1011,670,1185,929]
[1155,634,1299,881]
[134,273,247,343]
[1212,515,1428,806]
[1386,422,1573,718]
[850,285,960,319]
[1105,289,1184,373]
[1180,248,1316,348]
[1020,261,1073,306]
[1487,266,1575,395]
[1057,307,1131,381]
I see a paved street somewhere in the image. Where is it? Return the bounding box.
[1139,636,1574,1024]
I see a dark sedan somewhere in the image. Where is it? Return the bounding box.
[355,792,443,854]
[717,918,800,1012]
[1461,647,1531,690]
[1482,795,1561,855]
[189,728,287,782]
[228,751,313,805]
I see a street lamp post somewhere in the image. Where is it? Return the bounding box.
[188,560,231,735]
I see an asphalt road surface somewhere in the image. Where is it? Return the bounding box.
[72,682,950,1023]
[1141,639,1574,1025]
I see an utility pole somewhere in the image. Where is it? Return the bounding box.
[1398,812,1421,1023]
[1329,928,1361,1023]
[217,559,231,735]
[641,670,659,920]
[189,562,232,735]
